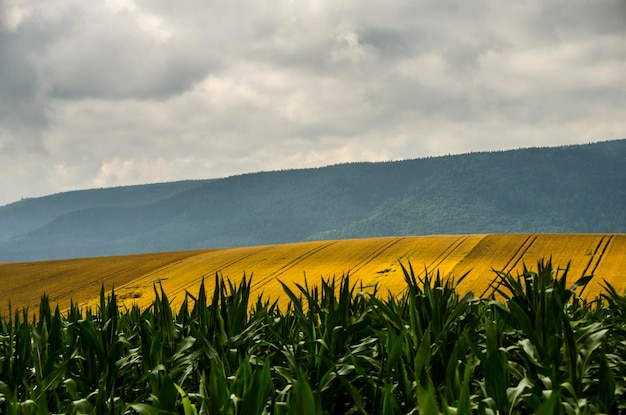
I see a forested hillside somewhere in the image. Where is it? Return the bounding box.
[0,140,624,261]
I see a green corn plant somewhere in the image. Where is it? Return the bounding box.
[193,356,272,415]
[598,280,626,411]
[368,263,481,413]
[272,275,380,413]
[401,263,479,389]
[488,259,612,413]
[2,259,626,414]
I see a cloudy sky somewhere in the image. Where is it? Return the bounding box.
[1,0,624,206]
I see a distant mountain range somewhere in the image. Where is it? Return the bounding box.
[1,139,625,261]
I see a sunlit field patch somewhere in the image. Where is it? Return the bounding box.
[1,234,625,316]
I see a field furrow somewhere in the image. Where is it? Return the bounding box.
[256,241,339,286]
[584,234,625,299]
[107,245,278,310]
[480,234,538,297]
[507,234,538,272]
[577,235,612,297]
[590,235,613,277]
[345,236,406,277]
[0,251,206,315]
[423,235,471,276]
[365,235,483,296]
[452,234,531,296]
[580,235,607,280]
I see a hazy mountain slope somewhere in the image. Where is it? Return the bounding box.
[313,142,626,238]
[0,180,208,243]
[0,140,624,261]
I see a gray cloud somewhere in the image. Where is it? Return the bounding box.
[0,19,50,155]
[0,0,624,206]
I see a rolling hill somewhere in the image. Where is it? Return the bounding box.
[0,139,625,261]
[1,234,624,316]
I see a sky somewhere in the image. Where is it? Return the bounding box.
[1,0,625,207]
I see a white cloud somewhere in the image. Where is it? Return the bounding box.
[92,157,198,188]
[331,22,377,64]
[478,37,624,99]
[0,0,32,31]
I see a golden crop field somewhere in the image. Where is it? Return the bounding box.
[1,234,624,316]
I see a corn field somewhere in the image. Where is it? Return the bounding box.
[1,260,626,414]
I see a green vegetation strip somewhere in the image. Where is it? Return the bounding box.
[1,260,626,414]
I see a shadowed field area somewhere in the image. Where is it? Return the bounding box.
[1,233,625,315]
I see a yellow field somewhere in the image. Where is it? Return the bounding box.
[1,234,625,316]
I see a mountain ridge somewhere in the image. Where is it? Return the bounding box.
[1,139,625,261]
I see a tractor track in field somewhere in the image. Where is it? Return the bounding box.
[590,235,613,276]
[47,261,152,305]
[348,237,407,277]
[579,235,613,297]
[579,236,606,281]
[421,235,471,277]
[481,234,538,298]
[84,256,210,302]
[255,241,339,289]
[504,234,539,273]
[1,262,140,299]
[114,246,275,297]
[129,254,206,285]
[580,235,613,279]
[200,245,276,279]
